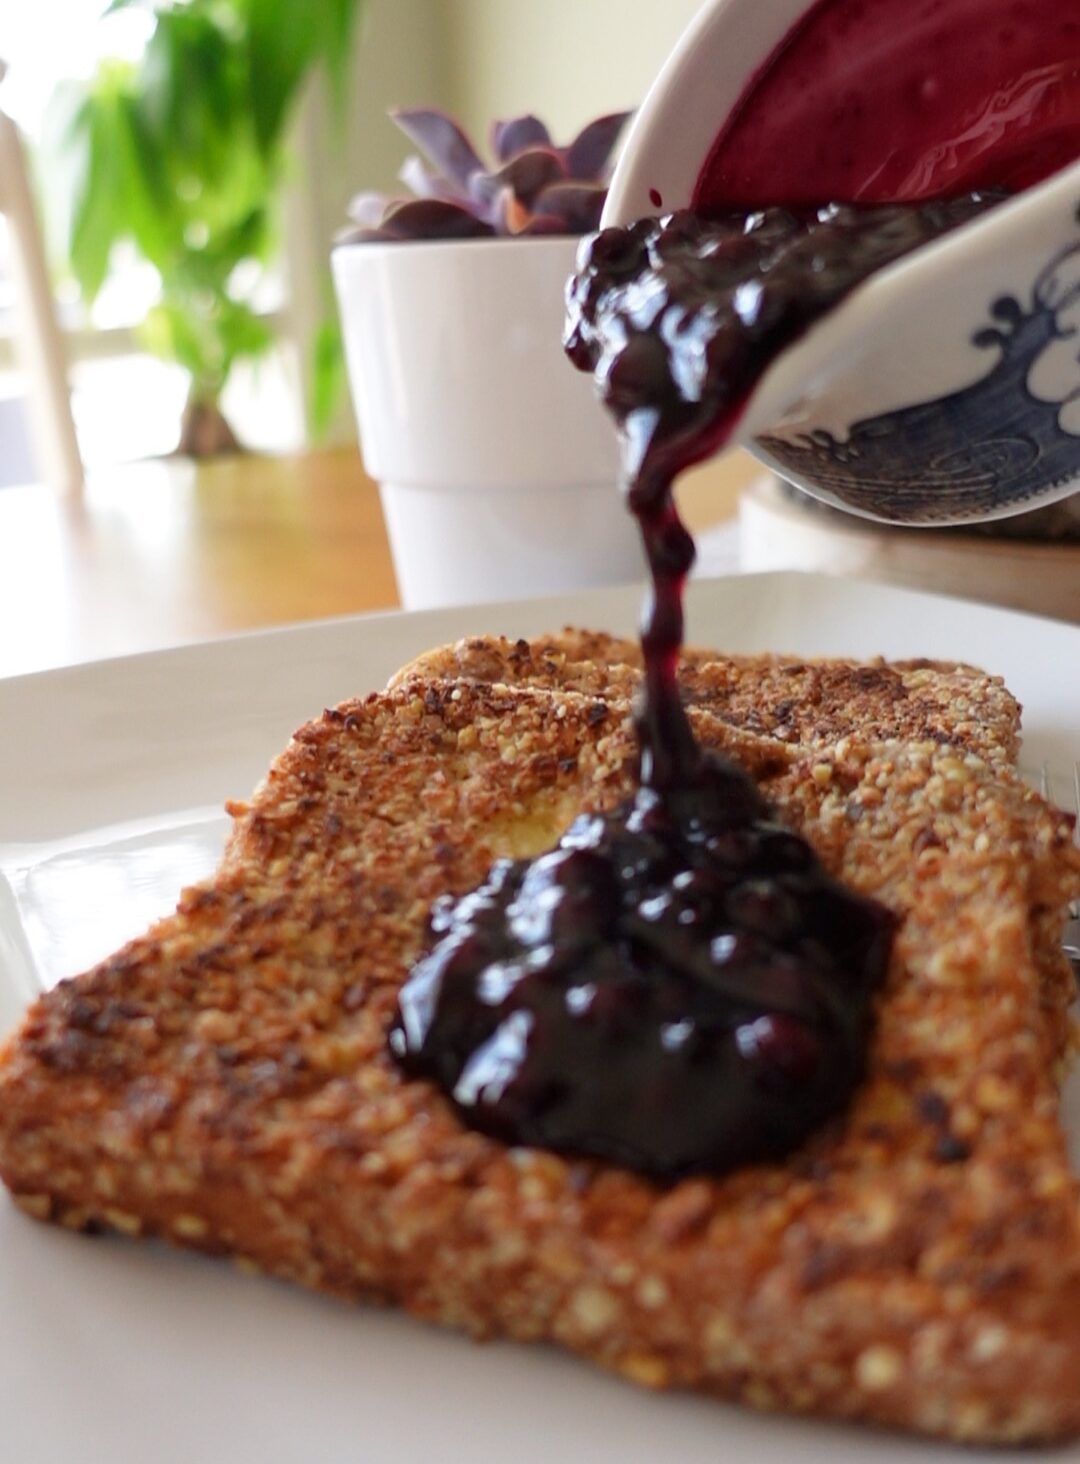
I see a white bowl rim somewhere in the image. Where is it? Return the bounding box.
[603,0,813,227]
[331,233,588,260]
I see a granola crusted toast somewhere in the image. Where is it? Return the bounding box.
[391,629,1023,763]
[392,632,1074,1056]
[1,666,1079,1442]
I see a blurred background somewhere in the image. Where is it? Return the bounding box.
[1,0,1073,673]
[0,0,706,477]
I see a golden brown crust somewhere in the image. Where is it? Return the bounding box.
[391,630,1022,764]
[0,664,1077,1443]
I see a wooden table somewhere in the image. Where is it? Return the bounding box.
[0,448,760,680]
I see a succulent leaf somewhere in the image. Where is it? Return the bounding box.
[347,190,391,227]
[389,107,485,190]
[565,111,633,180]
[491,114,552,162]
[497,188,533,236]
[344,198,496,244]
[475,149,567,209]
[518,212,572,237]
[348,106,633,243]
[398,154,460,204]
[530,182,608,233]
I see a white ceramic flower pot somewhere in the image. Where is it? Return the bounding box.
[331,236,638,609]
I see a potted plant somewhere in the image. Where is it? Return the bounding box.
[50,0,366,456]
[332,108,641,609]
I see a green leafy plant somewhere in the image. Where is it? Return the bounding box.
[53,0,366,455]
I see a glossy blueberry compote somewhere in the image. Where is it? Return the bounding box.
[385,201,995,1175]
[386,0,1080,1179]
[390,759,895,1178]
[389,388,897,1179]
[564,197,1001,495]
[382,14,1067,1178]
[695,0,1080,207]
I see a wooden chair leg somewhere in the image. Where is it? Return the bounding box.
[0,105,84,496]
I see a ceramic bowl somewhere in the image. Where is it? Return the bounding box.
[603,0,1080,526]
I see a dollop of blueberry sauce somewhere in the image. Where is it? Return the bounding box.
[384,198,1028,1178]
[390,762,895,1178]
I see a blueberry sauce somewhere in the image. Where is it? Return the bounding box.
[563,197,1001,508]
[390,766,895,1177]
[388,201,1059,1175]
[387,0,1077,1175]
[695,0,1080,207]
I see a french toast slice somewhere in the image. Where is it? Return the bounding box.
[391,629,1022,763]
[393,631,1080,1067]
[1,666,1079,1443]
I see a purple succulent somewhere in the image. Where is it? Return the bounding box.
[344,108,632,243]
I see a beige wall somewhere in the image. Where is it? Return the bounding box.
[439,0,706,142]
[307,0,451,247]
[288,0,452,436]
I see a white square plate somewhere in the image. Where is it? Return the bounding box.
[1,571,1078,1464]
